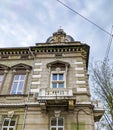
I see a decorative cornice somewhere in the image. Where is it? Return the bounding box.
[0,43,90,68]
[11,63,32,70]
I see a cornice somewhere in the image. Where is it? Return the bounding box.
[0,47,30,55]
[0,43,90,68]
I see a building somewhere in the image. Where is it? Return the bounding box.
[0,29,104,130]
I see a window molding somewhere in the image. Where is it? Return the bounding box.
[51,71,66,89]
[11,63,32,71]
[10,74,27,95]
[1,115,17,130]
[47,60,70,69]
[0,64,10,93]
[47,60,70,89]
[9,63,32,95]
[50,117,64,130]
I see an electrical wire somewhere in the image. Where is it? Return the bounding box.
[105,26,113,60]
[56,0,112,37]
[104,113,113,130]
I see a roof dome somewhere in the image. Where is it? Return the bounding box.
[46,29,74,43]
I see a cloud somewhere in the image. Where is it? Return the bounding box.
[0,0,112,61]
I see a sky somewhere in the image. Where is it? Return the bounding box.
[0,0,113,61]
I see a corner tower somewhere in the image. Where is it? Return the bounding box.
[29,29,104,130]
[0,29,104,130]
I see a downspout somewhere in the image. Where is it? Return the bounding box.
[27,47,35,101]
[22,105,28,130]
[22,47,35,130]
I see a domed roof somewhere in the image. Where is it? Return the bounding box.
[46,29,74,43]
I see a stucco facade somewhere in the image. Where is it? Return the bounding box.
[0,29,104,130]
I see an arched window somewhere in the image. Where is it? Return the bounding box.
[10,63,32,95]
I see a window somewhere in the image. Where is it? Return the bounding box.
[47,61,70,89]
[1,118,17,130]
[50,117,64,130]
[0,64,9,92]
[10,74,26,94]
[52,73,65,88]
[10,63,32,95]
[0,75,4,86]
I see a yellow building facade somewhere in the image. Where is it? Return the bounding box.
[0,29,104,130]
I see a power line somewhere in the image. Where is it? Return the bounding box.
[56,0,112,37]
[105,26,113,60]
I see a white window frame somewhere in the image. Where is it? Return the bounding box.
[10,74,26,94]
[50,117,64,130]
[1,117,17,130]
[51,71,66,88]
[0,74,4,87]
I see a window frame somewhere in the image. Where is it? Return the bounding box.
[0,64,9,93]
[10,73,26,95]
[51,71,66,89]
[9,63,32,95]
[47,60,70,89]
[0,74,4,87]
[1,117,17,130]
[50,117,64,130]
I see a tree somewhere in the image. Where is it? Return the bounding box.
[90,60,113,129]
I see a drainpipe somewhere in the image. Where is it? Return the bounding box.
[27,47,35,101]
[22,105,28,130]
[22,47,35,130]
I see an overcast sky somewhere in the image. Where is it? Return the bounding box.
[0,0,113,61]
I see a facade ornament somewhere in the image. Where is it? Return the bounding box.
[8,111,14,118]
[54,110,61,117]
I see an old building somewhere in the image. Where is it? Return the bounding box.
[0,29,104,130]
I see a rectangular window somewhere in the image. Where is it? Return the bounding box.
[50,117,64,130]
[0,75,4,86]
[10,74,26,94]
[52,73,65,88]
[1,118,17,130]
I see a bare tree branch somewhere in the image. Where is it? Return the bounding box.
[90,60,113,129]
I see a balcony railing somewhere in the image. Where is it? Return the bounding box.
[36,88,73,100]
